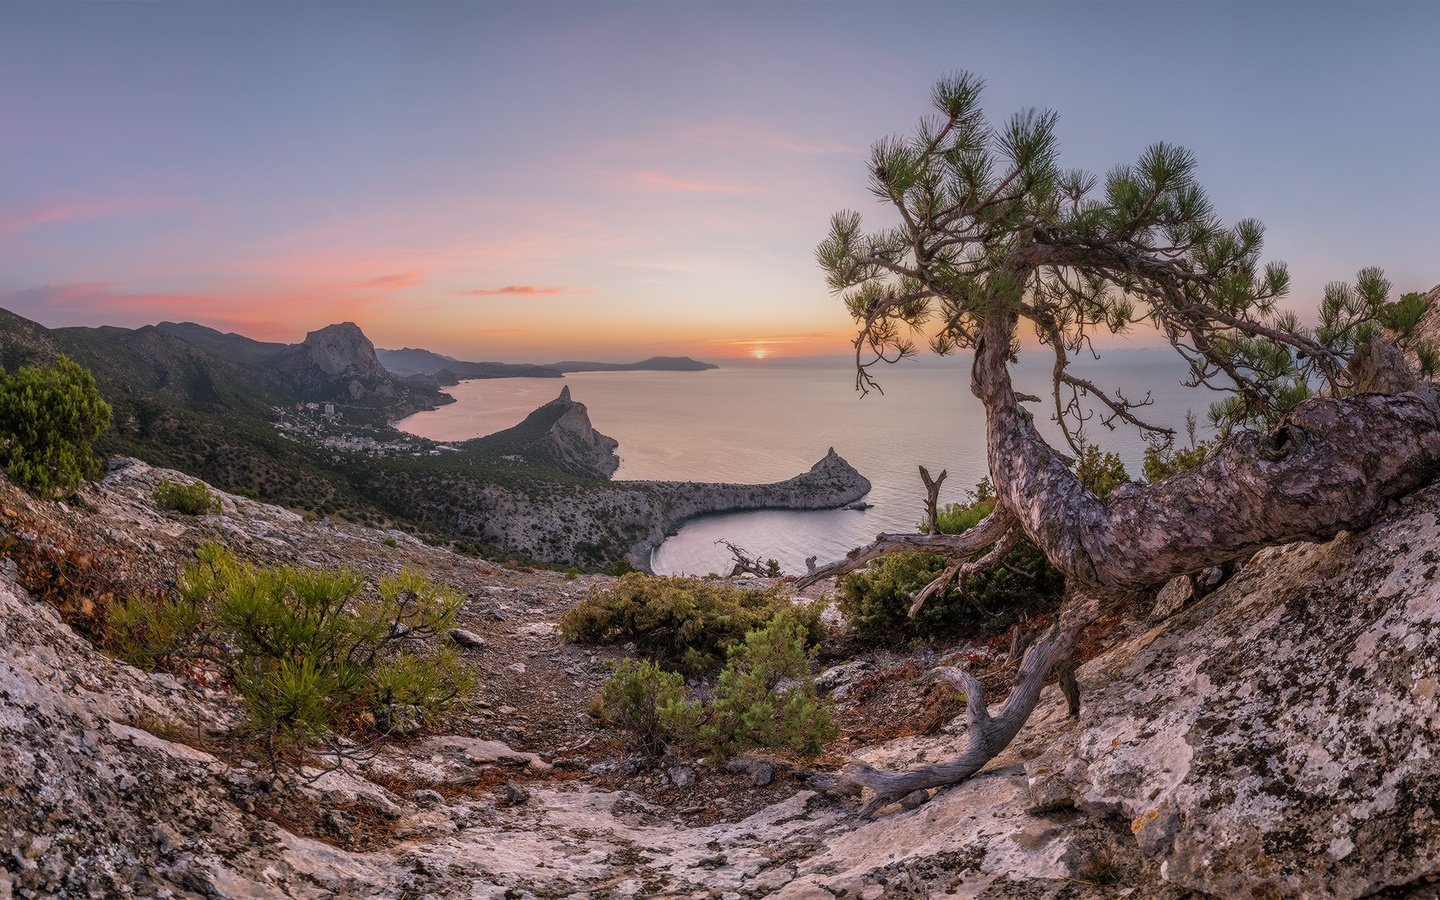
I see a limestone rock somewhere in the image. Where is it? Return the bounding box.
[447,628,486,650]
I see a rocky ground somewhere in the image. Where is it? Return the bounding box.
[4,458,1440,898]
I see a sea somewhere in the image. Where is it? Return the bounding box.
[394,350,1207,576]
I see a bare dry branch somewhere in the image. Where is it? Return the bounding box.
[811,592,1100,817]
[794,506,1016,590]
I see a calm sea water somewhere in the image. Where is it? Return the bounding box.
[395,350,1206,575]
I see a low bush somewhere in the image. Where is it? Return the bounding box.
[1142,441,1209,483]
[595,611,834,761]
[1074,444,1130,499]
[592,658,698,755]
[559,572,822,673]
[696,611,837,759]
[105,591,206,670]
[841,480,1066,644]
[154,478,222,515]
[105,543,475,766]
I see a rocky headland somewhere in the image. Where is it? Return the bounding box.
[5,455,1440,897]
[374,388,872,570]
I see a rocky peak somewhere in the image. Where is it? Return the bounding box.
[275,322,401,403]
[537,386,619,478]
[298,322,389,381]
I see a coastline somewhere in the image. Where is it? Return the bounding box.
[623,447,873,571]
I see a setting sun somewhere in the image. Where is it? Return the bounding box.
[751,346,769,359]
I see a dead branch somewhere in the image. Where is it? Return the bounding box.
[793,505,1016,590]
[716,540,781,578]
[919,465,947,534]
[907,521,1022,617]
[811,592,1100,817]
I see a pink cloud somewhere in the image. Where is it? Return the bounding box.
[630,170,757,195]
[355,271,425,290]
[461,285,591,297]
[0,194,187,239]
[0,205,83,237]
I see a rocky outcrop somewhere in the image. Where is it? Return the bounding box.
[525,385,620,478]
[275,322,398,402]
[1417,283,1440,357]
[636,448,872,560]
[1013,484,1440,897]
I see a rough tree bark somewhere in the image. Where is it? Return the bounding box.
[806,306,1440,816]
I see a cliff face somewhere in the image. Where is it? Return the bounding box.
[1417,283,1440,351]
[275,322,398,402]
[523,386,620,478]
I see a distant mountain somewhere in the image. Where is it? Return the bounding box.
[548,356,718,373]
[155,322,289,368]
[272,323,402,404]
[0,308,453,515]
[375,347,562,380]
[376,347,718,378]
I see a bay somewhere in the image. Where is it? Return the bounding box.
[395,350,1207,576]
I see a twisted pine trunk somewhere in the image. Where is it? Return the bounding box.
[815,308,1440,817]
[974,309,1440,590]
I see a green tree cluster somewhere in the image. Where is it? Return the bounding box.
[0,357,111,496]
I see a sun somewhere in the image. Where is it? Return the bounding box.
[751,346,769,359]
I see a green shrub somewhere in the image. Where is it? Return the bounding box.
[154,478,222,515]
[933,495,995,534]
[564,567,579,581]
[593,658,698,755]
[559,572,822,673]
[595,612,835,761]
[697,611,837,760]
[1074,444,1130,499]
[380,536,399,548]
[1142,441,1209,482]
[218,562,473,747]
[105,591,206,670]
[0,357,111,496]
[840,482,1066,644]
[103,543,475,763]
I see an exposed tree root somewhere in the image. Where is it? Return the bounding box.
[812,593,1099,817]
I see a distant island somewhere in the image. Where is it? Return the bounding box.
[375,346,718,380]
[374,347,564,380]
[546,356,719,373]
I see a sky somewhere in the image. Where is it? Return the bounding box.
[1,2,1437,362]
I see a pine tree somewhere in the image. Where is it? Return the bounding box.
[0,357,112,496]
